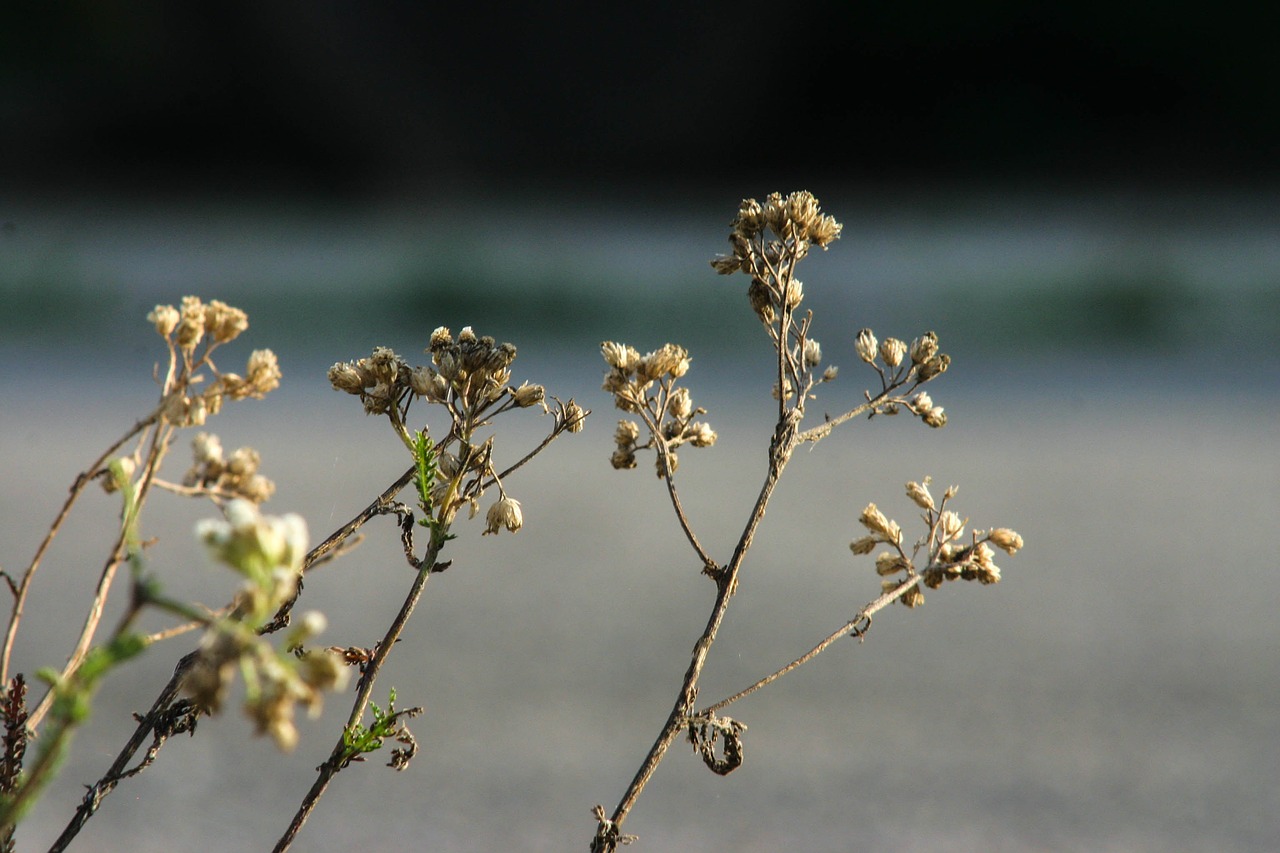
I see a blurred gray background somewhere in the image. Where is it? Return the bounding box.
[2,3,1277,851]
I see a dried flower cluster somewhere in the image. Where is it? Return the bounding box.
[181,432,276,503]
[851,477,1023,607]
[186,500,346,751]
[147,297,280,427]
[329,326,585,534]
[601,341,716,475]
[852,328,951,427]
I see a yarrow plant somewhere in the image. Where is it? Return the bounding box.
[588,191,1022,851]
[0,191,1019,852]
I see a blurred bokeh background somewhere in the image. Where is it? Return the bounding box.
[2,3,1277,851]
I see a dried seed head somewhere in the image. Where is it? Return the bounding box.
[512,382,546,409]
[900,584,925,608]
[879,337,907,367]
[875,551,909,576]
[987,528,1024,555]
[917,354,951,382]
[429,326,453,351]
[858,503,901,544]
[610,447,637,469]
[783,278,804,310]
[614,419,641,446]
[667,386,693,420]
[148,304,180,338]
[855,328,878,363]
[939,510,965,540]
[732,198,766,238]
[328,361,365,394]
[803,338,822,367]
[563,399,587,433]
[850,535,878,555]
[905,479,935,510]
[601,341,640,372]
[922,407,947,428]
[910,392,933,414]
[687,421,717,448]
[809,213,843,248]
[748,278,776,325]
[483,497,523,535]
[910,331,939,365]
[712,253,745,275]
[205,300,249,344]
[821,365,839,382]
[177,296,206,352]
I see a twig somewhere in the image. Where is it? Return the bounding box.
[697,574,923,716]
[0,412,159,685]
[271,518,446,852]
[47,465,417,851]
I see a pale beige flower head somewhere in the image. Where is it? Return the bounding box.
[987,528,1024,555]
[910,331,939,365]
[905,478,935,511]
[148,304,180,338]
[855,328,878,364]
[880,337,907,367]
[599,341,635,372]
[204,299,249,344]
[483,496,523,535]
[176,296,207,352]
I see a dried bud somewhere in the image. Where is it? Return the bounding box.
[809,213,843,248]
[821,365,839,382]
[667,387,693,421]
[177,296,206,352]
[601,341,640,372]
[900,584,925,607]
[563,399,587,433]
[879,337,907,367]
[204,300,249,344]
[905,479,935,510]
[148,304,180,338]
[711,254,744,275]
[428,326,453,351]
[849,535,878,555]
[328,361,365,394]
[875,552,909,576]
[748,278,776,325]
[910,392,933,414]
[614,419,641,446]
[910,331,939,365]
[408,366,435,397]
[939,510,965,540]
[917,354,951,382]
[922,407,947,428]
[512,382,546,409]
[855,328,878,363]
[610,448,637,470]
[783,277,803,309]
[244,349,281,398]
[732,198,766,238]
[858,503,902,544]
[803,338,822,367]
[987,528,1024,555]
[687,421,717,448]
[483,497,523,535]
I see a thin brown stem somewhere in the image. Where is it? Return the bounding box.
[698,574,923,717]
[272,525,446,852]
[592,410,800,852]
[26,422,173,732]
[48,466,417,851]
[0,411,159,686]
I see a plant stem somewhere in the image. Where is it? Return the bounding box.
[592,410,800,851]
[271,524,446,853]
